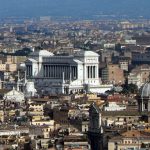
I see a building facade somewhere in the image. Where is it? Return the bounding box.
[88,103,103,150]
[101,64,125,84]
[104,102,126,111]
[25,50,112,94]
[108,130,150,150]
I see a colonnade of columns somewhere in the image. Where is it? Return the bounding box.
[71,66,77,79]
[87,66,97,78]
[26,65,32,76]
[43,65,77,79]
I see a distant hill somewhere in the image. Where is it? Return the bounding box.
[0,0,150,19]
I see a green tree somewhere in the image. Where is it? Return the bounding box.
[122,83,138,95]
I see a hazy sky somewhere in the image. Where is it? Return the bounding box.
[0,0,150,18]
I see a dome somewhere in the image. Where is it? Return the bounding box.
[140,82,150,97]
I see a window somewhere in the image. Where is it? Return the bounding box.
[145,103,148,110]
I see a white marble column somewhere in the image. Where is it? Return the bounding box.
[49,66,51,77]
[28,66,30,76]
[47,65,49,77]
[46,65,48,77]
[89,66,92,78]
[56,66,58,78]
[65,66,67,79]
[88,66,90,78]
[75,67,77,78]
[61,66,65,78]
[29,66,30,76]
[53,66,55,78]
[67,67,68,79]
[54,65,56,78]
[72,67,74,79]
[93,66,95,78]
[44,65,45,77]
[53,66,54,78]
[51,66,53,77]
[55,65,57,78]
[95,66,98,78]
[91,66,93,78]
[30,66,32,76]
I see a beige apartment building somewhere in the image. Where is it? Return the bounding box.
[128,67,150,87]
[108,130,150,150]
[101,64,125,84]
[0,55,17,72]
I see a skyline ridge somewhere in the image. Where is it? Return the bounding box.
[0,0,150,18]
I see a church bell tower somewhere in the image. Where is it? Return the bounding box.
[88,103,103,150]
